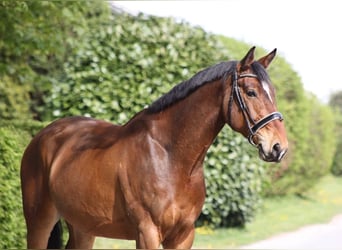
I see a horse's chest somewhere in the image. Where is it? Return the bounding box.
[150,174,206,225]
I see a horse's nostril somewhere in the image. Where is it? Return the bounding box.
[273,143,281,153]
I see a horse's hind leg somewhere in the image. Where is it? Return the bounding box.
[24,199,60,248]
[21,151,60,248]
[65,222,95,249]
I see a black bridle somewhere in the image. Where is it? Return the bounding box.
[228,70,283,146]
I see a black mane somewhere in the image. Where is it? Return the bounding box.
[146,60,271,113]
[147,61,238,113]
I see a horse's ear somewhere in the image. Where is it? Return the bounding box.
[257,48,277,68]
[238,46,256,70]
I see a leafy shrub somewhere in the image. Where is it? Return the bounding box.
[0,127,32,249]
[199,129,265,227]
[0,1,111,120]
[306,96,336,177]
[0,120,46,137]
[44,13,225,122]
[0,75,31,120]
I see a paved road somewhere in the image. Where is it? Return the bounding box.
[241,214,342,249]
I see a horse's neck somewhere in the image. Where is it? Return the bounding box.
[149,80,226,173]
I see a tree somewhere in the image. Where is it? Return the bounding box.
[329,91,342,175]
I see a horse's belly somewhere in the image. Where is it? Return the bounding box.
[89,221,136,240]
[49,160,135,239]
[55,197,136,239]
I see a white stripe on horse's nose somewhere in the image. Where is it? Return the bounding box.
[262,80,273,103]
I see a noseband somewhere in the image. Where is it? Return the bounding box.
[228,70,283,146]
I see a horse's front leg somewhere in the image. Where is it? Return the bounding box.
[65,222,95,249]
[162,225,195,249]
[135,221,161,249]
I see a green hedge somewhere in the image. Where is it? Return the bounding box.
[0,75,32,120]
[0,120,47,137]
[0,126,33,248]
[199,129,265,227]
[0,1,112,120]
[43,13,226,122]
[0,121,46,249]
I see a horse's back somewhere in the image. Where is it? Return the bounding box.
[22,116,117,168]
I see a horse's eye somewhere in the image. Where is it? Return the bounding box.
[247,90,257,97]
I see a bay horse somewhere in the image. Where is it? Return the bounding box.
[21,47,288,249]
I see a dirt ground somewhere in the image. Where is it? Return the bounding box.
[241,214,342,249]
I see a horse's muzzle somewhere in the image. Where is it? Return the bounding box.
[258,143,288,163]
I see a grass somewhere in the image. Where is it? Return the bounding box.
[94,175,342,249]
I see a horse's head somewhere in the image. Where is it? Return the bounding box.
[225,47,288,162]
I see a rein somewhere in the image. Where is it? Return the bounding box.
[228,70,283,146]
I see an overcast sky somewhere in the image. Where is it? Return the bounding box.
[113,0,342,103]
